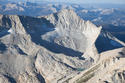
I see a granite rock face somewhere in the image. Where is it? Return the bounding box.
[70,47,125,83]
[0,9,117,83]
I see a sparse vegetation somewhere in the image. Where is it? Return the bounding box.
[77,73,94,83]
[76,64,100,83]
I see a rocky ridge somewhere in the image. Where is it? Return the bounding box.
[0,9,124,83]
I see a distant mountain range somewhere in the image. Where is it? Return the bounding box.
[0,2,125,42]
[0,2,125,26]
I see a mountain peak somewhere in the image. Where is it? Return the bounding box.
[58,9,76,15]
[0,9,103,83]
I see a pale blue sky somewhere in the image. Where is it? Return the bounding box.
[9,0,125,4]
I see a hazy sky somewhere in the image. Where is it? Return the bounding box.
[9,0,125,4]
[72,0,125,4]
[48,0,125,4]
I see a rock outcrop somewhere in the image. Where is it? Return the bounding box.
[0,9,102,83]
[0,9,124,83]
[70,47,125,83]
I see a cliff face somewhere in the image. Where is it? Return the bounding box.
[70,47,125,83]
[0,9,125,83]
[0,9,102,83]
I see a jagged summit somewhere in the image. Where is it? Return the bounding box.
[0,9,103,83]
[43,9,102,60]
[56,9,78,17]
[0,9,124,83]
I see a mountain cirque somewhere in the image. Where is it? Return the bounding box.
[0,9,124,83]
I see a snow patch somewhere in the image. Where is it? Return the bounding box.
[8,29,13,34]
